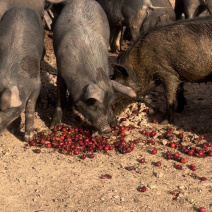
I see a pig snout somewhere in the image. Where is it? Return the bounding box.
[99,125,112,135]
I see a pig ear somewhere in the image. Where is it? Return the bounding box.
[85,84,105,103]
[111,80,137,98]
[112,63,129,77]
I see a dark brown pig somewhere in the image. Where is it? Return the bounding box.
[112,16,212,124]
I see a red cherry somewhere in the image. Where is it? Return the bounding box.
[150,131,156,137]
[133,139,140,144]
[139,158,145,164]
[155,161,162,167]
[151,149,157,154]
[80,154,86,160]
[88,153,95,159]
[199,177,207,181]
[104,146,109,151]
[152,119,157,123]
[141,130,147,135]
[138,186,147,192]
[199,207,206,212]
[178,133,184,139]
[74,150,80,155]
[46,143,52,148]
[30,142,37,146]
[174,152,180,157]
[180,157,188,163]
[170,143,176,148]
[199,135,205,140]
[143,108,149,113]
[109,145,114,150]
[34,149,41,154]
[101,174,112,179]
[188,150,194,156]
[176,164,182,170]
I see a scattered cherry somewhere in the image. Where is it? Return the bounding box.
[151,149,157,154]
[139,158,146,164]
[199,177,207,181]
[34,149,41,154]
[155,161,162,167]
[80,154,86,160]
[199,207,206,212]
[101,174,112,179]
[180,157,188,163]
[176,164,182,170]
[88,153,95,159]
[138,186,147,192]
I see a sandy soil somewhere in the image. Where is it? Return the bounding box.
[0,1,212,212]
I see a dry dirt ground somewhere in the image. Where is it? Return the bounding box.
[0,1,212,212]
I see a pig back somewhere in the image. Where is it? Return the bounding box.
[0,6,44,84]
[53,0,111,99]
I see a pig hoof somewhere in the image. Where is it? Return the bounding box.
[24,133,34,142]
[50,122,58,130]
[160,119,169,125]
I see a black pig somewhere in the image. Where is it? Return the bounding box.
[113,16,212,124]
[96,0,174,53]
[174,0,212,20]
[51,0,136,134]
[0,6,44,140]
[140,0,176,36]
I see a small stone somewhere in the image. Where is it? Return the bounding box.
[186,197,195,203]
[178,186,185,190]
[161,140,168,145]
[122,120,130,126]
[113,195,119,199]
[178,193,184,198]
[100,198,105,201]
[148,184,157,189]
[120,197,124,201]
[155,172,163,178]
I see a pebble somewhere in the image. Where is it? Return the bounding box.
[155,172,163,178]
[148,184,157,189]
[161,140,168,145]
[179,186,185,190]
[178,193,184,198]
[120,197,124,201]
[186,197,195,203]
[113,195,119,199]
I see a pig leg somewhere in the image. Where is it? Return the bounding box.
[174,0,184,20]
[110,25,122,53]
[159,72,181,124]
[24,85,41,141]
[0,87,24,133]
[176,82,187,112]
[0,107,24,134]
[7,116,21,135]
[184,1,199,19]
[129,9,147,43]
[50,74,67,129]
